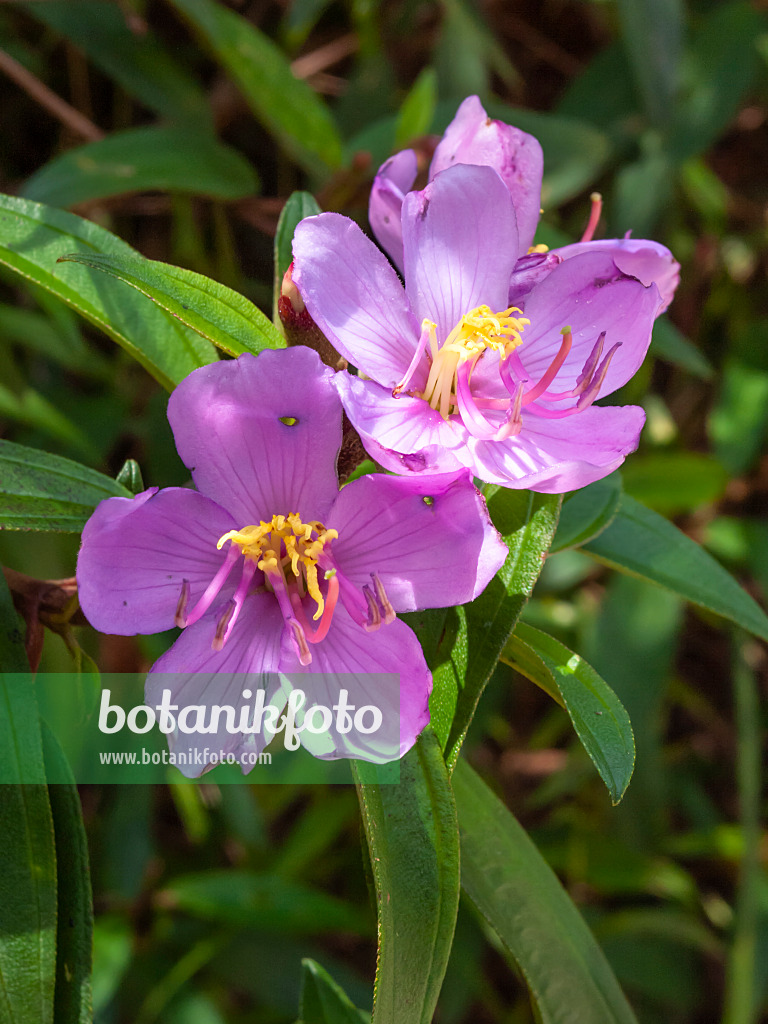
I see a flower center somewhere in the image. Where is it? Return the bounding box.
[419,305,528,420]
[174,512,395,667]
[218,513,338,620]
[393,302,621,443]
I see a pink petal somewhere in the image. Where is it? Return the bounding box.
[77,487,236,636]
[168,348,342,525]
[293,213,422,387]
[368,148,418,272]
[282,604,432,761]
[468,404,646,491]
[328,470,507,610]
[430,95,543,253]
[333,371,466,475]
[402,164,519,341]
[515,252,661,399]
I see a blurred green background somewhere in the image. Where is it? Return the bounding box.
[0,0,767,1021]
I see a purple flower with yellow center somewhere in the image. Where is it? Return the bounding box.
[369,95,679,315]
[77,347,506,771]
[293,163,664,492]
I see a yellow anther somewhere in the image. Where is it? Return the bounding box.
[421,305,530,420]
[217,514,338,620]
[527,243,549,254]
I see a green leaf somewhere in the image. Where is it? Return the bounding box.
[709,356,768,476]
[159,871,369,936]
[0,642,57,1023]
[616,0,683,128]
[551,474,623,552]
[170,0,342,174]
[621,452,728,515]
[670,2,765,163]
[273,191,322,325]
[299,959,370,1024]
[556,41,641,136]
[0,192,216,389]
[0,438,130,532]
[586,575,682,847]
[353,729,460,1024]
[503,622,635,803]
[584,494,768,644]
[650,316,713,380]
[454,759,639,1024]
[0,302,108,377]
[42,724,93,1024]
[394,68,437,150]
[0,381,95,458]
[27,0,211,126]
[58,250,283,359]
[21,126,259,209]
[611,151,674,236]
[424,489,561,768]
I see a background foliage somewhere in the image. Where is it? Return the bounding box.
[0,0,767,1021]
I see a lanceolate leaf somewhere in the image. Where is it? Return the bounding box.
[353,729,460,1024]
[421,489,561,769]
[26,0,211,127]
[0,193,216,389]
[454,760,639,1024]
[299,959,369,1024]
[0,439,131,532]
[170,0,343,175]
[0,583,58,1024]
[583,494,768,644]
[58,251,284,359]
[502,622,635,804]
[21,126,259,209]
[551,474,622,552]
[42,724,94,1024]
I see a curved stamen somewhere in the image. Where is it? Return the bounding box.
[289,573,340,644]
[183,542,241,627]
[394,320,436,396]
[371,574,396,625]
[456,359,499,440]
[288,618,312,666]
[577,342,621,410]
[212,559,258,651]
[525,342,620,418]
[535,332,606,402]
[499,350,527,399]
[494,380,525,441]
[362,584,382,632]
[580,192,602,243]
[522,327,572,406]
[175,579,191,628]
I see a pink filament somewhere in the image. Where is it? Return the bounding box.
[522,330,572,405]
[580,193,602,243]
[289,574,340,644]
[394,321,432,395]
[212,559,258,651]
[456,360,499,440]
[183,542,241,627]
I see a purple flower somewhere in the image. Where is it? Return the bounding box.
[293,163,663,492]
[77,348,506,772]
[369,95,679,314]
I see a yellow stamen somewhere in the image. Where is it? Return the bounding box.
[421,305,529,420]
[527,243,549,254]
[217,513,338,620]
